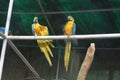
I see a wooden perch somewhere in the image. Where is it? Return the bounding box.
[77,43,96,80]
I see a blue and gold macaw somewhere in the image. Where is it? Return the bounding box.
[63,16,76,71]
[32,17,54,66]
[0,27,12,35]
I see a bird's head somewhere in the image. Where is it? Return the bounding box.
[33,17,38,23]
[67,16,74,21]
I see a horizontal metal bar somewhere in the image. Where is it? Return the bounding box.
[0,33,120,40]
[1,8,120,15]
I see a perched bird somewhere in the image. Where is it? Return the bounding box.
[32,17,54,66]
[0,27,12,35]
[63,16,76,71]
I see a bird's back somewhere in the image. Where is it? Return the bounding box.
[33,24,48,36]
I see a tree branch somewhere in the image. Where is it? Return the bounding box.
[77,43,96,80]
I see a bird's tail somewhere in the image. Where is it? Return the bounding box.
[64,41,71,71]
[46,40,55,48]
[44,40,54,57]
[37,40,53,66]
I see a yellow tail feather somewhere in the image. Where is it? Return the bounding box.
[37,40,53,66]
[42,48,52,66]
[47,41,55,48]
[44,42,54,57]
[64,42,71,71]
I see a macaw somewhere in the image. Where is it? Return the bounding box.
[0,27,12,35]
[63,16,76,71]
[32,17,54,66]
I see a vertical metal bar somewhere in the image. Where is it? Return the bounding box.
[0,0,13,80]
[55,48,61,80]
[5,0,14,36]
[0,39,7,80]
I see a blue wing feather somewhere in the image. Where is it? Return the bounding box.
[72,23,76,35]
[0,27,5,33]
[31,25,35,35]
[0,27,12,34]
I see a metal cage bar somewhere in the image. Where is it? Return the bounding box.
[1,8,120,15]
[0,33,120,40]
[0,32,42,80]
[0,0,14,80]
